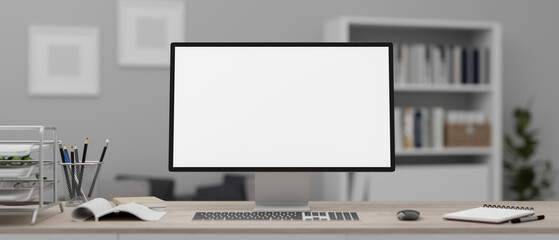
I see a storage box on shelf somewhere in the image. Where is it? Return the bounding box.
[323,17,502,201]
[0,126,63,225]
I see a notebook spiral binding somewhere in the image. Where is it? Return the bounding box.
[482,204,535,211]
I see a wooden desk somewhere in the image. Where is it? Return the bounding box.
[1,201,558,239]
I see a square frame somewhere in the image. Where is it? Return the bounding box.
[28,25,100,97]
[118,0,185,67]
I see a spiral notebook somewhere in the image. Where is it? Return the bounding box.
[443,204,535,223]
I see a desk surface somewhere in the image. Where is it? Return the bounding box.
[1,201,558,234]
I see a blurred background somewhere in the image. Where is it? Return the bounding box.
[1,0,558,202]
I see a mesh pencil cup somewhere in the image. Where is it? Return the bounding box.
[58,161,103,206]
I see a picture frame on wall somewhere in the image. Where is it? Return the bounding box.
[28,25,100,97]
[118,0,185,67]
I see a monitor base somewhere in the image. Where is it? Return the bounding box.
[254,204,310,212]
[254,172,310,211]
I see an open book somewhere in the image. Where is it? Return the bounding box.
[71,198,167,222]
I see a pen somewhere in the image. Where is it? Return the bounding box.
[511,215,545,223]
[63,146,70,163]
[88,139,109,198]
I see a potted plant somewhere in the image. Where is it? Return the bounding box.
[504,103,554,200]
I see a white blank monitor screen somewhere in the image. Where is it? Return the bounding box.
[170,43,394,171]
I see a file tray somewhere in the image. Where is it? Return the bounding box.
[0,183,54,202]
[0,144,44,157]
[0,164,52,179]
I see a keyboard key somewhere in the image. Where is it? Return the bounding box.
[336,212,343,220]
[192,213,204,220]
[351,212,360,221]
[343,212,351,220]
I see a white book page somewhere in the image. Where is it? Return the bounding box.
[112,202,167,221]
[71,198,114,222]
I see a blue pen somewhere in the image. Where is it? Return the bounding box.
[58,142,74,199]
[63,148,70,163]
[63,146,78,198]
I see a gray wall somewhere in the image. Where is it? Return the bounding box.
[1,0,559,199]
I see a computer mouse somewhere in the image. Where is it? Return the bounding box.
[397,210,420,220]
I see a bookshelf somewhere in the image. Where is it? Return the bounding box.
[322,17,502,201]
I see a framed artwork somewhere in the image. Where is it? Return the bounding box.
[118,0,185,67]
[28,26,100,97]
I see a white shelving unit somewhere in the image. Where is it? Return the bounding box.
[322,17,502,201]
[396,147,492,157]
[394,84,492,93]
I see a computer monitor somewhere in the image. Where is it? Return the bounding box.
[169,42,394,211]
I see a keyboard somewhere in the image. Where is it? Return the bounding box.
[192,211,360,221]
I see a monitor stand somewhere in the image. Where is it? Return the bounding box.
[254,172,310,211]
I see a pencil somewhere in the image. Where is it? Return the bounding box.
[88,139,109,198]
[73,145,88,201]
[58,141,74,199]
[82,138,88,163]
[70,146,74,164]
[81,138,88,184]
[80,138,88,194]
[70,146,76,197]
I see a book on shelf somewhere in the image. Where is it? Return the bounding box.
[473,48,479,84]
[413,109,422,148]
[403,107,415,149]
[393,43,489,87]
[397,107,489,150]
[431,107,445,149]
[461,48,468,84]
[479,47,489,84]
[420,107,431,148]
[452,45,462,85]
[394,107,402,150]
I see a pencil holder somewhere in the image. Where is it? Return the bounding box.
[58,161,103,206]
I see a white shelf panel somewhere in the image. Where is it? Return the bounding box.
[396,147,492,156]
[341,17,497,31]
[394,84,492,93]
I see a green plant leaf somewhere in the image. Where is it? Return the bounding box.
[512,167,535,194]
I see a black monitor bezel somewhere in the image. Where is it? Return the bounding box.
[169,42,394,172]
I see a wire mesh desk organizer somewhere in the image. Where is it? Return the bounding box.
[57,139,106,206]
[0,126,63,225]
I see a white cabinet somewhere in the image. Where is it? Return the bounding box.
[367,164,489,201]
